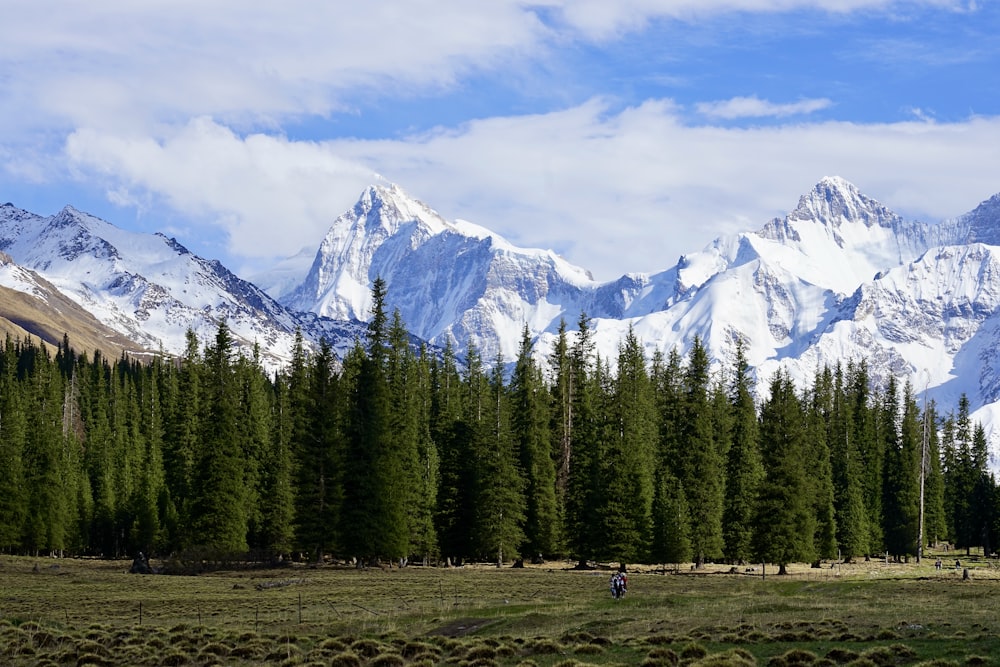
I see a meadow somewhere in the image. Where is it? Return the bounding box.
[1,553,998,666]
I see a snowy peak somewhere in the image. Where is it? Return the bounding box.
[787,176,904,229]
[354,183,448,236]
[957,192,1000,246]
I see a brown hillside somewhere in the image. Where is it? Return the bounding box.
[0,281,152,361]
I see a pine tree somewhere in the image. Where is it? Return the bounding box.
[805,367,838,560]
[722,339,763,564]
[432,339,475,564]
[598,326,656,566]
[851,361,882,554]
[162,329,201,539]
[133,358,168,554]
[511,326,559,558]
[23,342,74,555]
[409,345,439,564]
[0,336,29,550]
[922,400,947,549]
[882,380,920,559]
[564,313,602,566]
[387,309,426,562]
[829,363,868,560]
[261,371,296,557]
[341,278,409,563]
[189,321,249,555]
[651,469,692,570]
[548,318,573,552]
[754,370,814,574]
[969,423,993,555]
[472,352,526,564]
[678,337,725,566]
[296,337,342,561]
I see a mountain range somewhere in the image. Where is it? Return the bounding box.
[3,177,1000,452]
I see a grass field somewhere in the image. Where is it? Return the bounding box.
[1,553,998,666]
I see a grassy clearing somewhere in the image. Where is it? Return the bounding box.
[1,553,999,665]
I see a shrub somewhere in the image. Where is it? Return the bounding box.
[680,642,708,660]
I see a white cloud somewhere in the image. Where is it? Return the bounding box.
[65,103,1000,282]
[696,96,833,119]
[0,1,549,134]
[65,119,379,260]
[0,1,970,137]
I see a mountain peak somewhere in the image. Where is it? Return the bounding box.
[790,176,902,229]
[959,191,1000,246]
[343,182,450,241]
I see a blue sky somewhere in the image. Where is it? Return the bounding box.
[1,1,998,282]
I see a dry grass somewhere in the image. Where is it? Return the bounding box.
[1,552,999,665]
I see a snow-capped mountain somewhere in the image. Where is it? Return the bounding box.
[279,177,1000,441]
[0,203,361,370]
[280,183,599,360]
[5,176,1000,447]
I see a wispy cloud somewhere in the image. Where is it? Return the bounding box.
[696,96,833,119]
[64,102,1000,281]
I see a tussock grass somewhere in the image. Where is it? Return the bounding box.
[0,555,999,665]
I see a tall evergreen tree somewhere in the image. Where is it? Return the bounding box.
[262,371,296,557]
[0,336,29,550]
[651,469,692,569]
[882,380,920,559]
[754,370,814,574]
[921,400,947,550]
[432,339,474,564]
[341,278,408,562]
[409,344,439,563]
[295,337,342,561]
[511,326,559,558]
[678,337,725,565]
[804,367,838,560]
[548,318,573,550]
[189,321,249,554]
[598,326,657,566]
[723,339,763,564]
[829,363,868,560]
[472,352,526,564]
[564,313,602,566]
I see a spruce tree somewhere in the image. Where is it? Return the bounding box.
[387,309,425,562]
[0,336,29,550]
[190,321,249,555]
[341,278,408,563]
[564,313,602,566]
[651,469,692,570]
[753,370,814,574]
[409,344,439,563]
[805,367,838,560]
[548,318,573,548]
[598,326,656,566]
[296,337,342,561]
[472,352,526,564]
[511,326,559,558]
[432,339,475,564]
[722,339,763,564]
[679,337,725,566]
[261,371,296,557]
[829,363,868,560]
[882,380,920,559]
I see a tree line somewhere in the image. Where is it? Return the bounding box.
[0,278,996,569]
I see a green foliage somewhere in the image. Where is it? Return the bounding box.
[754,370,815,569]
[1,285,997,567]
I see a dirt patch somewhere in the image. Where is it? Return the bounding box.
[428,618,498,637]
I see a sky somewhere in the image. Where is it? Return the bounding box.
[1,0,999,283]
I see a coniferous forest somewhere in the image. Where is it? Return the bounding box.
[1,278,997,569]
